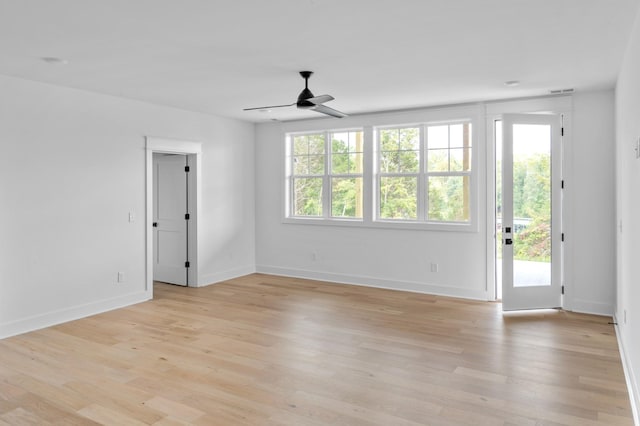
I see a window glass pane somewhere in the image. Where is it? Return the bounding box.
[293,156,308,175]
[331,153,349,174]
[331,177,363,218]
[331,131,363,175]
[380,129,399,151]
[450,148,472,172]
[380,151,400,173]
[428,176,470,222]
[293,177,323,216]
[293,135,309,155]
[427,149,449,172]
[427,125,449,149]
[463,123,472,148]
[400,128,420,150]
[308,134,325,155]
[308,155,325,175]
[349,152,362,174]
[379,176,418,219]
[449,124,464,148]
[512,123,551,287]
[398,149,419,172]
[332,133,348,154]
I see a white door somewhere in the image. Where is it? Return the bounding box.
[153,154,188,286]
[499,114,562,310]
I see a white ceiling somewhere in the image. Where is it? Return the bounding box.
[0,0,638,123]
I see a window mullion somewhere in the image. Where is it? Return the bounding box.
[419,125,427,221]
[323,131,331,218]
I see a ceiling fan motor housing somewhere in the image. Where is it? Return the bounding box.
[297,71,315,108]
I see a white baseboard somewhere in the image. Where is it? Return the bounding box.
[255,265,488,301]
[570,298,614,317]
[198,265,257,287]
[0,290,151,340]
[613,315,640,426]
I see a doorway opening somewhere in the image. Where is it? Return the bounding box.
[145,137,201,294]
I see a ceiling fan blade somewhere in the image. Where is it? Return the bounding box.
[243,102,295,111]
[306,94,334,105]
[311,104,347,118]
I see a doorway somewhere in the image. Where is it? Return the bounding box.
[152,153,189,286]
[495,114,563,310]
[145,137,201,293]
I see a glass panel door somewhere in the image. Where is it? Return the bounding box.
[500,114,562,310]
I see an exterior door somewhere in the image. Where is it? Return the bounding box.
[500,114,562,310]
[153,154,188,286]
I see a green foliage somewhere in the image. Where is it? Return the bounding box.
[379,128,419,173]
[294,177,322,216]
[380,177,418,219]
[332,177,362,218]
[428,176,469,222]
[515,220,550,261]
[497,152,552,261]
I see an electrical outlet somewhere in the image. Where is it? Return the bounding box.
[129,212,135,222]
[117,272,125,283]
[430,263,439,272]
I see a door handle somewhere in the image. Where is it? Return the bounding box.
[505,238,513,245]
[153,222,158,227]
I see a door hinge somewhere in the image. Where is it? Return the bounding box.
[561,180,564,189]
[185,213,190,220]
[561,233,565,242]
[185,166,190,172]
[561,127,564,137]
[562,285,565,295]
[185,261,190,268]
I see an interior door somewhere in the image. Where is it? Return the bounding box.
[153,154,188,286]
[500,114,562,310]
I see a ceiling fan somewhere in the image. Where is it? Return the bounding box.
[244,71,347,118]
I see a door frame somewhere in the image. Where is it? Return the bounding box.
[146,137,202,293]
[485,96,572,306]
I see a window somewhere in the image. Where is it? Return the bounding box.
[285,116,475,230]
[378,127,420,219]
[426,123,472,222]
[330,131,364,218]
[291,133,325,216]
[288,130,363,219]
[376,122,472,223]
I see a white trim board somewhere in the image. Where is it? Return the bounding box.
[0,292,150,339]
[146,137,202,291]
[614,317,640,426]
[255,265,489,301]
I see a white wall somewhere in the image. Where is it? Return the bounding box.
[0,75,255,338]
[567,90,616,315]
[615,2,640,418]
[255,94,617,312]
[255,106,489,299]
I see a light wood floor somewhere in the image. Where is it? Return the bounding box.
[0,274,633,425]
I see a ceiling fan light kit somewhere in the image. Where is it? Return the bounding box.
[244,71,347,118]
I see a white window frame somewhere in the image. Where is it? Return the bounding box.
[282,104,480,232]
[374,120,475,229]
[285,129,365,222]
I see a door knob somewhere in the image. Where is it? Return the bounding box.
[152,222,158,227]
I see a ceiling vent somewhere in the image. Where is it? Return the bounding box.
[550,88,574,95]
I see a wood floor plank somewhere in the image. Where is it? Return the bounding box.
[0,274,633,425]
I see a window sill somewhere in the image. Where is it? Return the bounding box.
[282,216,477,232]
